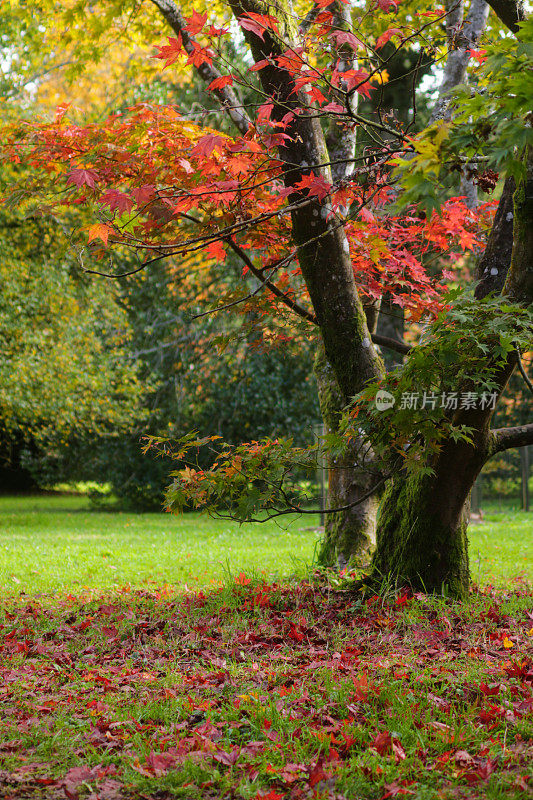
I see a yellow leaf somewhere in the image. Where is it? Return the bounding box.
[502,636,514,649]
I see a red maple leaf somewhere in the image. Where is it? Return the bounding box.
[100,190,135,215]
[66,168,99,189]
[192,134,225,158]
[208,75,234,91]
[239,13,280,41]
[308,757,326,787]
[370,730,392,755]
[154,36,183,68]
[376,28,403,48]
[296,172,332,201]
[330,30,364,50]
[185,10,207,35]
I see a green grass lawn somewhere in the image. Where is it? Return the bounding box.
[0,494,322,597]
[0,493,530,597]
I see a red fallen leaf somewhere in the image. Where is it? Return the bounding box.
[35,702,56,713]
[308,758,326,787]
[454,750,474,766]
[86,700,110,715]
[255,792,285,800]
[274,762,307,783]
[504,659,532,680]
[464,759,497,784]
[61,766,96,800]
[235,572,251,586]
[392,588,413,606]
[392,739,406,763]
[479,682,500,695]
[478,704,505,724]
[87,778,122,800]
[370,730,392,755]
[381,781,415,799]
[288,622,305,642]
[352,672,369,701]
[145,750,179,776]
[213,746,241,766]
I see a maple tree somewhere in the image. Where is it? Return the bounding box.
[2,0,533,595]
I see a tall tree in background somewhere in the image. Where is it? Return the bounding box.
[3,0,532,593]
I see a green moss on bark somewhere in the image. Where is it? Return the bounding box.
[314,343,379,569]
[371,473,470,597]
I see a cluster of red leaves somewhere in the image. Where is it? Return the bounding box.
[4,102,492,321]
[0,579,531,799]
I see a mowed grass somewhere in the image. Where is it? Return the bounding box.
[0,494,531,597]
[0,494,321,597]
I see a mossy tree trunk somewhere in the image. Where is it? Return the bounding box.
[314,344,379,569]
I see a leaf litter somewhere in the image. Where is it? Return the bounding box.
[0,575,531,799]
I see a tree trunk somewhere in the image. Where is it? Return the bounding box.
[314,344,379,568]
[371,150,533,596]
[371,444,481,597]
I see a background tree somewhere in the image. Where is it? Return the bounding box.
[0,204,145,491]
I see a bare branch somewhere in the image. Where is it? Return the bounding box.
[516,348,533,395]
[492,423,533,452]
[225,238,317,324]
[372,333,411,356]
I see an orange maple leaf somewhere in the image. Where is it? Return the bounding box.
[87,223,112,246]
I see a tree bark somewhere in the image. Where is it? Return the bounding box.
[314,343,379,568]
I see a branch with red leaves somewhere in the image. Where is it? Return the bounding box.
[150,0,251,135]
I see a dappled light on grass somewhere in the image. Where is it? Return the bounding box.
[0,577,531,799]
